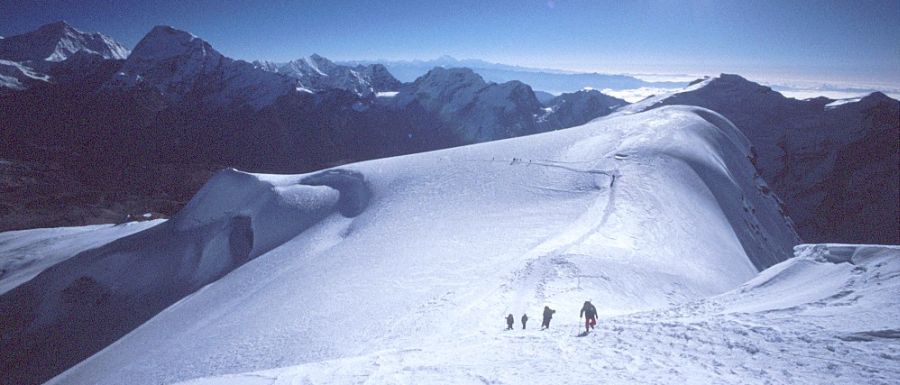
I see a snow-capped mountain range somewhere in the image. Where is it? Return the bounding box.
[0,21,128,63]
[0,21,897,247]
[103,26,296,109]
[257,54,401,95]
[342,55,689,94]
[1,21,899,385]
[389,67,546,141]
[0,21,127,90]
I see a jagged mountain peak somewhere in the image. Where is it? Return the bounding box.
[252,60,278,72]
[0,21,129,62]
[129,25,218,62]
[107,25,296,109]
[277,54,400,94]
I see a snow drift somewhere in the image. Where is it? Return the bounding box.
[2,106,799,385]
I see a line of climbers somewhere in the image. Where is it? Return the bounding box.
[505,301,598,333]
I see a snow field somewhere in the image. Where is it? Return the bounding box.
[32,106,804,385]
[174,244,900,385]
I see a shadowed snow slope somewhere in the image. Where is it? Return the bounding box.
[0,221,164,295]
[4,106,798,385]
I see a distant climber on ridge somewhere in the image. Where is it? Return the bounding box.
[580,300,598,333]
[521,313,528,329]
[541,306,556,330]
[506,314,515,330]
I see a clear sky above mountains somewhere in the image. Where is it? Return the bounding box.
[2,0,898,86]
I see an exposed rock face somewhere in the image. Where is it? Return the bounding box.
[543,89,628,128]
[631,74,900,244]
[390,67,547,142]
[104,26,296,109]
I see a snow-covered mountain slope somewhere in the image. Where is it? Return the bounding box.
[104,26,297,109]
[389,67,548,142]
[621,74,900,244]
[543,89,628,127]
[270,54,400,95]
[0,21,129,91]
[172,244,899,385]
[0,59,48,90]
[0,21,128,63]
[1,106,798,385]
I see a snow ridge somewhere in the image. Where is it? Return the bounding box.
[1,106,800,385]
[621,74,900,244]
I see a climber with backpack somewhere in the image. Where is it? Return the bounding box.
[580,300,598,333]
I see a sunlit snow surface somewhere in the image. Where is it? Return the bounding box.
[25,105,798,385]
[173,244,900,385]
[9,106,893,385]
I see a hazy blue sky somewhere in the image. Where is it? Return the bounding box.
[2,0,898,85]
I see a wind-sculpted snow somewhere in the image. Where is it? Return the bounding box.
[17,106,801,385]
[0,168,371,385]
[300,169,371,217]
[731,244,900,316]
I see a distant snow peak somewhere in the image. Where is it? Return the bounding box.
[107,25,295,109]
[415,66,487,87]
[0,21,130,91]
[0,21,129,63]
[276,54,401,95]
[129,25,215,62]
[252,60,278,72]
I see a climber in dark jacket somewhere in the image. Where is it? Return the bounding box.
[580,300,598,333]
[521,313,528,329]
[541,306,556,329]
[506,314,515,330]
